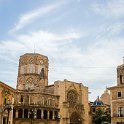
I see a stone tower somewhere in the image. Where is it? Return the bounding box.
[16,53,48,91]
[117,60,124,85]
[108,58,124,123]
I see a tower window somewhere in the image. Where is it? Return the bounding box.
[20,95,23,103]
[27,64,35,73]
[40,68,45,79]
[117,91,122,98]
[120,75,122,84]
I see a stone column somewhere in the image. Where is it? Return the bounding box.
[41,109,43,119]
[53,111,55,120]
[29,95,30,105]
[47,110,49,120]
[10,106,13,124]
[34,109,37,119]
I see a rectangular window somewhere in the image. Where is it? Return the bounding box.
[20,95,23,103]
[118,91,122,97]
[120,75,122,84]
[118,107,123,117]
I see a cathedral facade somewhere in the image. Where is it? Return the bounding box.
[0,53,90,124]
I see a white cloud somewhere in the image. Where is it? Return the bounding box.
[9,2,64,33]
[16,30,81,52]
[91,0,124,18]
[0,29,81,61]
[1,28,124,101]
[0,29,82,87]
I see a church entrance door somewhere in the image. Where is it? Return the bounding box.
[70,112,82,124]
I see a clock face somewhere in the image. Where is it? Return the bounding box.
[39,60,44,64]
[67,90,77,105]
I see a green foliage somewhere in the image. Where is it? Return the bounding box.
[94,109,111,124]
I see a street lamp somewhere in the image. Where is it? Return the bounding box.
[29,109,34,124]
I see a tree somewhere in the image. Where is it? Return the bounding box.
[94,109,111,124]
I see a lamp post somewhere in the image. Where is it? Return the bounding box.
[29,109,34,124]
[78,118,81,124]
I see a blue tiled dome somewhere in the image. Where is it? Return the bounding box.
[92,96,104,106]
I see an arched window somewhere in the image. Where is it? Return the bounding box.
[40,68,45,79]
[18,109,23,118]
[44,99,47,106]
[49,111,53,119]
[43,110,47,119]
[24,109,28,118]
[20,66,25,74]
[27,64,35,73]
[67,90,78,105]
[54,111,58,120]
[37,109,41,119]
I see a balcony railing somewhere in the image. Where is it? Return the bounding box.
[112,114,124,117]
[14,102,59,108]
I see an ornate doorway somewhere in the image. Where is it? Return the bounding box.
[70,112,82,124]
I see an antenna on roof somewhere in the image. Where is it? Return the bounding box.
[34,44,36,53]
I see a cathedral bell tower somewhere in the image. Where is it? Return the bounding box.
[117,57,124,86]
[16,53,48,91]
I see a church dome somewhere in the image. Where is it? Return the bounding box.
[92,96,104,106]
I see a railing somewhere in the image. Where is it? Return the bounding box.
[112,114,124,117]
[14,102,59,108]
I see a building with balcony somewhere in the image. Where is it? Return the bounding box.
[0,81,15,124]
[108,58,124,124]
[0,53,90,124]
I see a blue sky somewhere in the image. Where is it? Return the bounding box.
[0,0,124,101]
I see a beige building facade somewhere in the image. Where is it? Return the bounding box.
[0,53,90,124]
[108,58,124,124]
[0,81,15,124]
